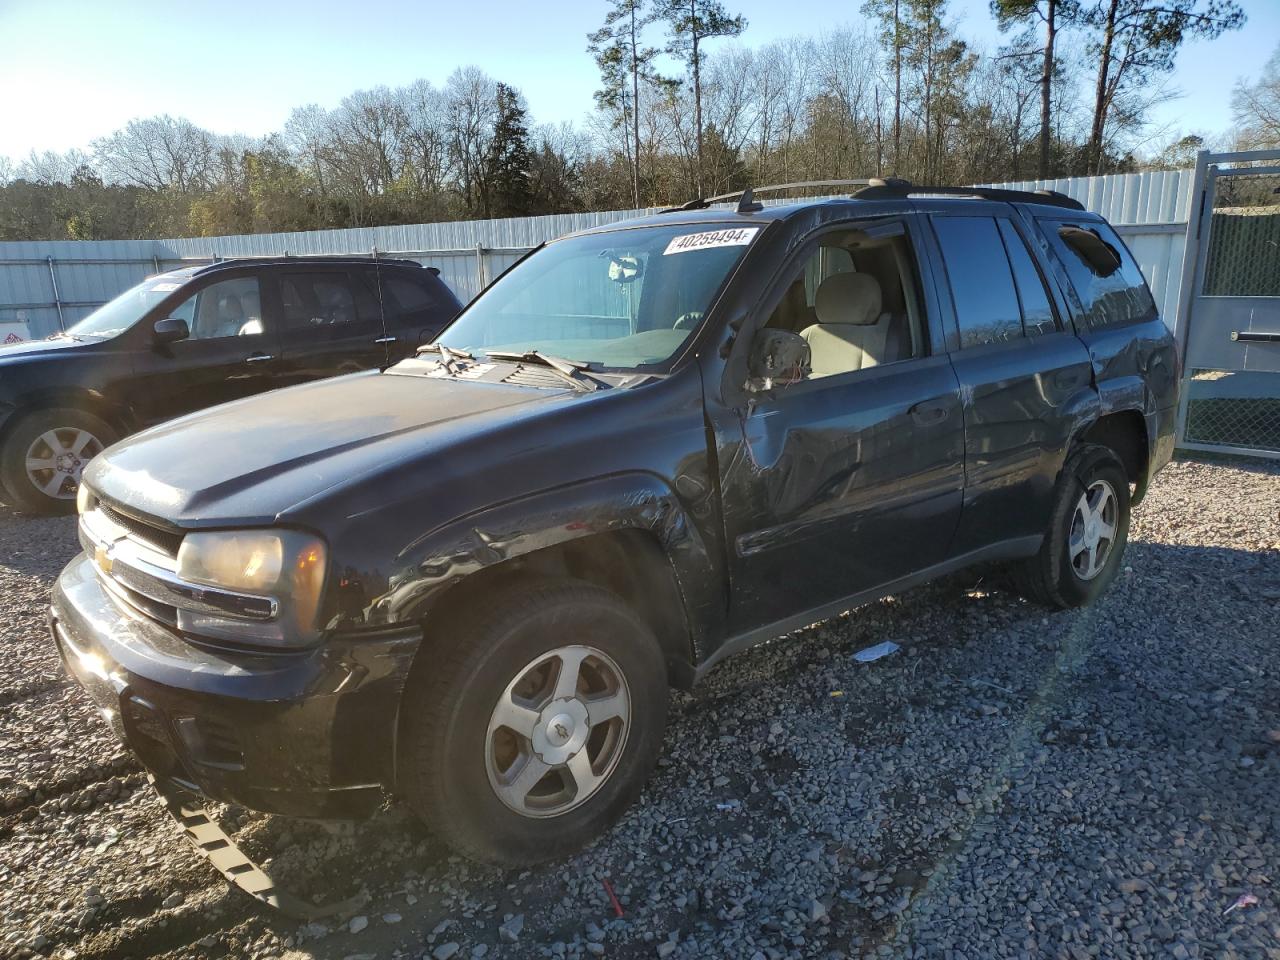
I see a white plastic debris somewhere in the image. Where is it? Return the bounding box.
[853,641,901,663]
[1223,892,1259,915]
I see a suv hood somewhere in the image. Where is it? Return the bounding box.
[86,370,571,525]
[0,337,88,362]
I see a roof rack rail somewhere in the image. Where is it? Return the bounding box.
[659,178,1084,214]
[661,178,912,214]
[851,182,1085,211]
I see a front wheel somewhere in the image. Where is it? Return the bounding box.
[1013,443,1131,609]
[398,580,669,865]
[0,408,116,515]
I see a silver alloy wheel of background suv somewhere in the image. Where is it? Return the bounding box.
[24,427,103,500]
[485,644,631,818]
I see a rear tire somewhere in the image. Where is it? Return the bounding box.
[0,408,115,515]
[397,579,669,866]
[1012,443,1130,609]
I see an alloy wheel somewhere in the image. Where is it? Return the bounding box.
[1068,479,1118,581]
[24,427,102,500]
[485,644,630,818]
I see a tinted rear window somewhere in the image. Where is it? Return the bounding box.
[932,216,1023,348]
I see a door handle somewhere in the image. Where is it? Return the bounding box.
[909,400,950,426]
[374,336,397,344]
[1231,331,1280,343]
[244,353,275,363]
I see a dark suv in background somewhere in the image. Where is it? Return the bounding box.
[54,181,1177,883]
[0,256,460,513]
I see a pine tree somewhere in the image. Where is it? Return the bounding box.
[656,0,746,197]
[992,0,1081,178]
[589,0,661,208]
[486,83,535,218]
[1084,0,1244,174]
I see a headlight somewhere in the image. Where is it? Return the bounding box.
[76,484,94,515]
[176,530,327,647]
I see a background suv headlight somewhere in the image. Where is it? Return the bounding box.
[176,530,327,648]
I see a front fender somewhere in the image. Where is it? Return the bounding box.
[366,472,722,651]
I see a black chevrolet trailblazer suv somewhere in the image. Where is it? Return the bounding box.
[53,182,1178,872]
[0,256,460,514]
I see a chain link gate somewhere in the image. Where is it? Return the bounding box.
[1176,150,1280,459]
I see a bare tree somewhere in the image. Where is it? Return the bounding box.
[445,67,500,217]
[1231,43,1280,150]
[92,115,216,191]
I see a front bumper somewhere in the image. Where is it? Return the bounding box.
[51,553,421,819]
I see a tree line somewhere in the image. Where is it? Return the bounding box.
[0,0,1272,244]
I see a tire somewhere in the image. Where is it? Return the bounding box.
[398,579,669,866]
[1012,443,1131,609]
[0,408,116,515]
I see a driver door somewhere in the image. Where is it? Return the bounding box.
[126,271,282,426]
[706,218,966,633]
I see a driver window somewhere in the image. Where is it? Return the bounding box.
[174,277,264,340]
[761,226,923,379]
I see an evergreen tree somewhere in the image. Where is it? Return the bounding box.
[589,0,661,207]
[656,0,746,196]
[991,0,1082,178]
[1084,0,1244,174]
[486,83,535,218]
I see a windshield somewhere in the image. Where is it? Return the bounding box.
[65,275,189,339]
[436,224,760,368]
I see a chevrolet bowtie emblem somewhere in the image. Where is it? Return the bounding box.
[94,544,113,576]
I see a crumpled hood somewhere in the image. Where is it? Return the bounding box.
[85,370,569,525]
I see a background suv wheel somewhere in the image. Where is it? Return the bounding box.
[1013,443,1131,608]
[398,579,669,865]
[0,408,116,515]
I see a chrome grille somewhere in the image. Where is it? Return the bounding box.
[97,502,184,557]
[79,506,277,637]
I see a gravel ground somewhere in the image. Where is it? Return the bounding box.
[1,454,1278,960]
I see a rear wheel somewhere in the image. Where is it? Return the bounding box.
[0,408,115,515]
[1012,443,1131,609]
[398,580,669,865]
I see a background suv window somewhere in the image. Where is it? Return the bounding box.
[1043,221,1157,329]
[281,273,377,332]
[171,277,264,340]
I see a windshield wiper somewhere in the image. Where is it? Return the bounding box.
[485,350,601,392]
[416,343,473,374]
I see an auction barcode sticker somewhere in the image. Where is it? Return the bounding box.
[663,227,759,255]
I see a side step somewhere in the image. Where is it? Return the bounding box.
[147,773,365,920]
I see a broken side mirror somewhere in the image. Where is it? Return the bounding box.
[746,328,811,393]
[152,317,189,346]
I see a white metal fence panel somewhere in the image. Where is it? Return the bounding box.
[986,170,1196,333]
[0,171,1197,340]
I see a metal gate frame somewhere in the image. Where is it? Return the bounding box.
[1173,148,1280,460]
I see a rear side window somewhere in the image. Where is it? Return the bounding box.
[931,216,1023,348]
[280,273,377,331]
[1044,221,1157,329]
[997,219,1058,336]
[364,272,458,330]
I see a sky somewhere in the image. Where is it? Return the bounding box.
[1,0,1277,164]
